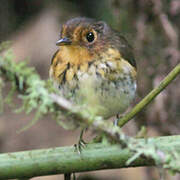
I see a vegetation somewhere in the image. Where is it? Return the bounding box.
[0,42,180,179]
[0,0,180,179]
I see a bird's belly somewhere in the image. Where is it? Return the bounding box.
[59,71,136,119]
[93,77,136,118]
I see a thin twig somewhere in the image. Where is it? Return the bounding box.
[118,63,180,127]
[119,0,180,128]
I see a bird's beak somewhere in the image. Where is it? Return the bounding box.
[56,37,72,46]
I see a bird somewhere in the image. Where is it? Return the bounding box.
[50,17,137,130]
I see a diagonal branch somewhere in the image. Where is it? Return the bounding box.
[50,63,180,147]
[0,47,180,174]
[118,63,180,127]
[0,49,180,146]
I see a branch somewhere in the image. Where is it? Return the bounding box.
[1,48,179,142]
[118,63,180,127]
[0,135,180,179]
[1,47,180,175]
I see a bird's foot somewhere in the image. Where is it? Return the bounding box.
[74,129,87,154]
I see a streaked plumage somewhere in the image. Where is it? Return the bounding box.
[50,17,137,120]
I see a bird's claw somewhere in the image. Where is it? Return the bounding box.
[74,129,87,154]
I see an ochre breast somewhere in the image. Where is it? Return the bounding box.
[59,45,94,65]
[50,46,136,84]
[50,45,95,83]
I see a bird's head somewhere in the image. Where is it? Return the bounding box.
[56,17,112,57]
[54,17,136,68]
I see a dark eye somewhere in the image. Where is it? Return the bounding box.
[86,32,95,43]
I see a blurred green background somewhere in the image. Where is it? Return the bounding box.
[0,0,180,179]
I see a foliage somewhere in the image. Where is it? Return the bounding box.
[0,42,180,179]
[0,0,180,179]
[0,45,59,132]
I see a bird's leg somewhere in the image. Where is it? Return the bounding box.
[64,173,71,180]
[78,128,87,148]
[73,173,76,180]
[114,113,122,126]
[75,128,87,154]
[64,173,76,180]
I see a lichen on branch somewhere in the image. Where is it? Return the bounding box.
[0,43,180,174]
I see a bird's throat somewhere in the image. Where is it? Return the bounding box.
[59,45,94,65]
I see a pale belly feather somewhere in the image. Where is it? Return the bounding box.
[58,60,137,119]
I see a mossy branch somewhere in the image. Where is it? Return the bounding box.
[0,135,180,179]
[0,45,180,176]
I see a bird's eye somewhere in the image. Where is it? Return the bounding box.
[86,32,95,43]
